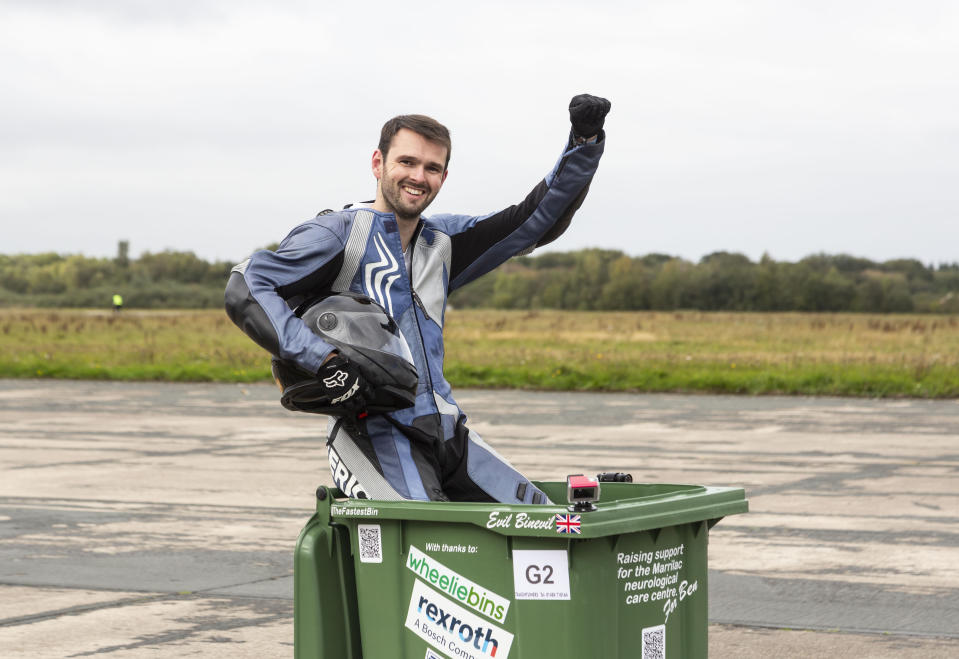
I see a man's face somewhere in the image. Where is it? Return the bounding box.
[373,128,448,222]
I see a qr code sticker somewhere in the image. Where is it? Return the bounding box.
[358,524,382,563]
[642,624,665,659]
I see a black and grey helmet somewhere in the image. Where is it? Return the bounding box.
[272,293,418,415]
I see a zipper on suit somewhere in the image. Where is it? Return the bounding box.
[411,290,431,322]
[404,223,442,431]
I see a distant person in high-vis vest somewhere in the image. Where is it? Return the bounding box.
[113,294,123,312]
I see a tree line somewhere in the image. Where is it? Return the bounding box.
[0,242,234,309]
[1,244,957,313]
[448,250,959,313]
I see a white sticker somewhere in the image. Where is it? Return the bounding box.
[425,648,447,659]
[407,545,510,623]
[642,624,666,659]
[357,524,382,563]
[406,580,514,658]
[512,549,570,600]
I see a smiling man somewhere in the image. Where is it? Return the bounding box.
[373,118,450,234]
[226,95,610,503]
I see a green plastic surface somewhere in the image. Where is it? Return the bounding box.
[295,481,747,658]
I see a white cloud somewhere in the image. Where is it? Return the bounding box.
[2,1,957,264]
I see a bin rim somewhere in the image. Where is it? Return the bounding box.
[321,481,748,538]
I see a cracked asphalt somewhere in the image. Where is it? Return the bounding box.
[0,380,957,657]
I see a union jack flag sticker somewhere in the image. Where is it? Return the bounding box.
[555,513,582,534]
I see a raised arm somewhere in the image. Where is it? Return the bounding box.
[437,94,611,291]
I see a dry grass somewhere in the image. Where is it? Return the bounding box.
[1,308,957,396]
[445,310,959,365]
[442,310,959,396]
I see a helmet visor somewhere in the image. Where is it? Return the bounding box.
[308,295,414,366]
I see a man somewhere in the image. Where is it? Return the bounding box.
[225,94,610,503]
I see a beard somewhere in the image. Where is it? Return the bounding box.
[380,176,438,222]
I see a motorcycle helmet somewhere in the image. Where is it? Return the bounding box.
[272,292,418,415]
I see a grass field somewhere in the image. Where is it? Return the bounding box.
[1,308,957,397]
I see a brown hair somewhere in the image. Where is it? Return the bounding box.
[378,114,452,169]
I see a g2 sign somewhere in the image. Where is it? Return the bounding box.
[512,550,570,600]
[524,563,555,585]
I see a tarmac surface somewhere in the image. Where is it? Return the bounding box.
[0,379,957,657]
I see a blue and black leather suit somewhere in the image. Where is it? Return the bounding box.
[225,131,605,503]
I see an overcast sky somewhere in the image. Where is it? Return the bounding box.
[2,0,957,266]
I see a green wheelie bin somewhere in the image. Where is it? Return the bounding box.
[294,480,747,659]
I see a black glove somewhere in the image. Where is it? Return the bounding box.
[569,94,611,140]
[317,355,370,417]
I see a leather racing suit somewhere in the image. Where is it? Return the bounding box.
[225,131,605,503]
